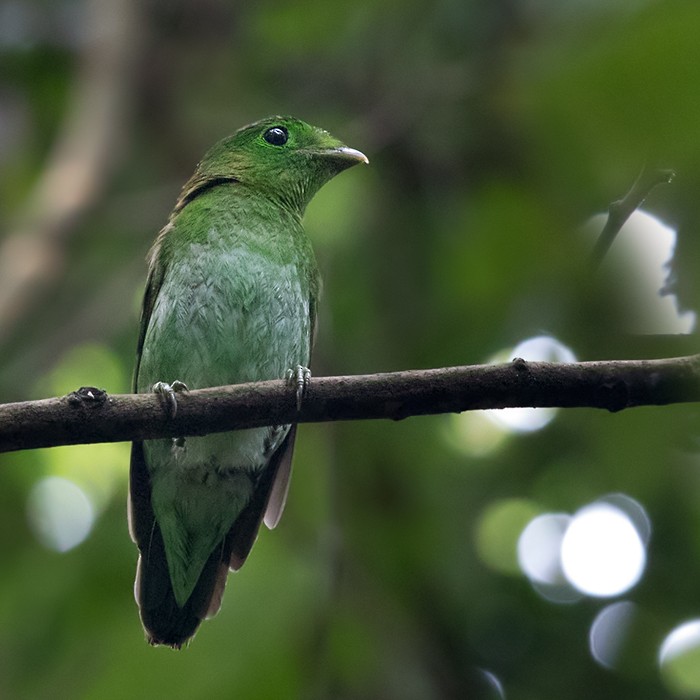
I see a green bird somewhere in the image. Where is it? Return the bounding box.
[129,116,367,648]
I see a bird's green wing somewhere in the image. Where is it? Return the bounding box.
[132,230,169,392]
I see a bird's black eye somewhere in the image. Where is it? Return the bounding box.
[263,126,288,146]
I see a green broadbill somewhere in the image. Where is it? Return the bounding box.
[129,116,367,648]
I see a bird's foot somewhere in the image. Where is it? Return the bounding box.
[152,381,189,452]
[286,365,311,411]
[152,380,189,419]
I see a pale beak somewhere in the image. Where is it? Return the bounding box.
[333,147,369,165]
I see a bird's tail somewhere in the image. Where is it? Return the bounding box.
[128,432,295,648]
[129,441,233,648]
[134,519,230,648]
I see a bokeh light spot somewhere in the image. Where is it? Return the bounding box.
[660,620,700,697]
[33,343,129,516]
[598,492,652,545]
[511,335,578,365]
[585,210,696,334]
[518,513,570,585]
[483,335,577,433]
[589,601,637,670]
[27,476,95,552]
[443,411,509,459]
[561,503,646,597]
[486,405,555,433]
[518,512,582,604]
[478,668,506,699]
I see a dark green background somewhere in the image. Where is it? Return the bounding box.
[1,0,700,697]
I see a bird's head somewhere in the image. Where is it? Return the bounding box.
[177,116,368,214]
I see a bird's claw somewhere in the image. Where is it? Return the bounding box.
[286,365,311,411]
[152,380,189,419]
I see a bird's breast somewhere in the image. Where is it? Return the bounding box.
[138,242,311,393]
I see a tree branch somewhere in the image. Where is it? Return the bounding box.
[591,165,676,268]
[1,354,699,454]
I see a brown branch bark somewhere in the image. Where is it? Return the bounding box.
[1,355,699,454]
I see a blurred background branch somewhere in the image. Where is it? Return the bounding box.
[591,165,676,268]
[0,0,139,348]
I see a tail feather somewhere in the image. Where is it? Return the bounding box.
[136,522,231,648]
[129,429,297,648]
[131,442,232,647]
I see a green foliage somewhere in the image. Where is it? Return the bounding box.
[1,0,699,697]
